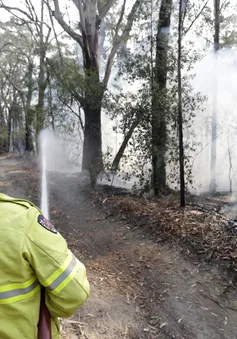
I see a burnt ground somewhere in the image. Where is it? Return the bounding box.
[1,154,237,339]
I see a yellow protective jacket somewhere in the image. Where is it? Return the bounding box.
[0,193,89,339]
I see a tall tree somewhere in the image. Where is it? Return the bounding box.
[0,22,32,152]
[25,60,34,152]
[152,0,172,195]
[50,0,142,182]
[0,19,40,152]
[178,0,185,207]
[36,0,49,136]
[0,0,52,143]
[209,0,220,193]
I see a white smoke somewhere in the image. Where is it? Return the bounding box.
[192,48,237,193]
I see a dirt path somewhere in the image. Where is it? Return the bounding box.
[1,155,237,339]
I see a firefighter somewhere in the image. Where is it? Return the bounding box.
[0,193,90,339]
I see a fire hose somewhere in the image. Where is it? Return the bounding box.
[38,289,52,339]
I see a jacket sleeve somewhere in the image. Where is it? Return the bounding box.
[23,208,90,318]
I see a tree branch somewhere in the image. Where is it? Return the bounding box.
[111,118,140,172]
[102,0,141,87]
[52,0,83,48]
[184,0,209,35]
[44,0,64,63]
[220,0,230,12]
[114,0,127,38]
[59,97,85,132]
[0,2,35,22]
[46,57,84,106]
[25,0,39,22]
[0,1,51,41]
[0,42,13,53]
[45,25,52,45]
[98,0,117,21]
[72,0,86,33]
[25,0,52,35]
[0,65,24,103]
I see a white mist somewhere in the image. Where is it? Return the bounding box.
[39,132,49,219]
[192,48,237,193]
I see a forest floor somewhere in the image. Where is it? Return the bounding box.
[1,154,237,339]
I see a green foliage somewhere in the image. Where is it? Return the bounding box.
[102,0,211,193]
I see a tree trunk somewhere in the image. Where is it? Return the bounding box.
[112,119,139,172]
[36,0,47,137]
[7,96,16,153]
[178,0,185,207]
[227,137,233,194]
[36,75,46,135]
[25,61,34,152]
[52,0,141,185]
[152,0,172,195]
[210,0,220,193]
[0,105,4,125]
[80,12,104,180]
[7,115,12,153]
[25,124,32,151]
[0,104,7,153]
[82,104,102,185]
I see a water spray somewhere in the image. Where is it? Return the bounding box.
[41,138,49,219]
[38,130,52,339]
[41,139,49,219]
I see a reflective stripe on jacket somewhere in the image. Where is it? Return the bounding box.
[0,193,89,339]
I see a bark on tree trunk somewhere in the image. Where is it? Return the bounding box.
[227,137,233,194]
[0,105,8,152]
[7,115,12,153]
[210,0,220,193]
[178,0,185,207]
[25,62,34,152]
[36,0,47,138]
[152,0,172,195]
[36,78,45,136]
[25,124,32,151]
[7,96,16,153]
[82,104,103,184]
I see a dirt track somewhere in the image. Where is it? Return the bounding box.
[1,154,237,339]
